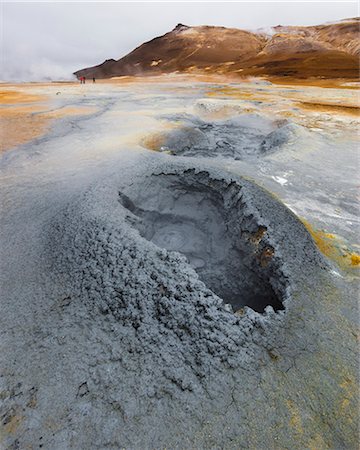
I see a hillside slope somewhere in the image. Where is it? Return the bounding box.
[74,18,360,79]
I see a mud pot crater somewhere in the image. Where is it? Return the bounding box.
[144,113,296,160]
[118,169,295,313]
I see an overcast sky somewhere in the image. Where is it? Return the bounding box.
[1,1,358,81]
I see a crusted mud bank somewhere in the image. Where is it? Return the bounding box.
[146,114,296,159]
[6,161,355,450]
[52,163,326,327]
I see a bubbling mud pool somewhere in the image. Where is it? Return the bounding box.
[119,170,288,313]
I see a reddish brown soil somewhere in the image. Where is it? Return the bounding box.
[74,19,360,80]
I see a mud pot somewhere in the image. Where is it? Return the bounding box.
[118,168,324,313]
[146,113,296,159]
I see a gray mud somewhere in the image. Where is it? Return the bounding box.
[119,171,289,312]
[153,114,295,159]
[1,81,359,449]
[51,164,326,321]
[1,160,332,449]
[30,164,326,449]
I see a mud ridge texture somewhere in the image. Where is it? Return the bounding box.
[1,166,337,449]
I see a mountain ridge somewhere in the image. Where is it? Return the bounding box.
[74,18,360,79]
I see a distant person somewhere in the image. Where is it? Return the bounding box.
[83,77,86,84]
[93,77,96,83]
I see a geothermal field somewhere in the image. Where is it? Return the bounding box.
[3,11,360,448]
[0,73,359,448]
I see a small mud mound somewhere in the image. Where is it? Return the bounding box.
[144,114,294,160]
[33,165,328,448]
[119,170,289,312]
[194,98,258,119]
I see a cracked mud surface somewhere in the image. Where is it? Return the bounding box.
[0,78,359,449]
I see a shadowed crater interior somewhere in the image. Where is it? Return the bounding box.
[119,170,288,313]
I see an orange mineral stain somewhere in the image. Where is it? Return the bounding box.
[302,220,360,269]
[0,89,97,152]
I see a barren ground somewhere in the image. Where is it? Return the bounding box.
[0,75,359,449]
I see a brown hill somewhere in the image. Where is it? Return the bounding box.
[74,19,360,79]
